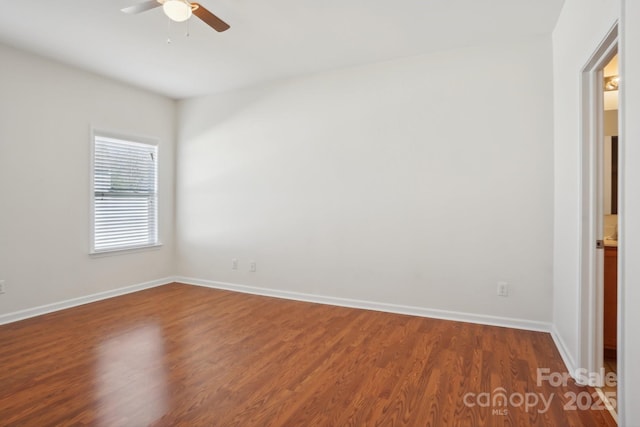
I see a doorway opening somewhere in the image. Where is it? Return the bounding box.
[600,53,619,416]
[579,23,620,422]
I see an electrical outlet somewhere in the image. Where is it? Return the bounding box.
[232,259,238,270]
[250,261,256,272]
[497,282,509,297]
[0,280,5,294]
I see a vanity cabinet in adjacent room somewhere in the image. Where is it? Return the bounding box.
[603,245,617,356]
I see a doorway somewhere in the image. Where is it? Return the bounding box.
[578,23,620,421]
[600,53,619,415]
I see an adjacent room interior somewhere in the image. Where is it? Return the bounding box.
[1,0,639,425]
[602,53,619,409]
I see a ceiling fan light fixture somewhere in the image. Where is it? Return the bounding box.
[163,0,192,22]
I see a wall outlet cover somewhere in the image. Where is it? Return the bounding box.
[497,282,509,297]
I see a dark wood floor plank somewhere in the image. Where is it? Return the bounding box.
[0,283,617,426]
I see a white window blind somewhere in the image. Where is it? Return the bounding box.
[92,134,158,253]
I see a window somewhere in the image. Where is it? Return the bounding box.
[91,132,159,253]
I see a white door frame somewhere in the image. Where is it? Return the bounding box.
[579,24,619,386]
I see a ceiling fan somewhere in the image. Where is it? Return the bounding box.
[121,0,230,32]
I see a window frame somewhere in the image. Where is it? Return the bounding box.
[89,128,162,255]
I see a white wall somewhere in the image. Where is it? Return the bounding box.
[0,43,176,316]
[551,0,618,369]
[620,1,640,424]
[176,36,554,323]
[604,109,619,136]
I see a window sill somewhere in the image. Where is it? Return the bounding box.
[90,243,163,258]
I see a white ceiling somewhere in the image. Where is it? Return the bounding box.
[604,54,619,77]
[0,0,564,99]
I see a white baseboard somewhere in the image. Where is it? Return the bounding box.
[0,275,555,336]
[0,277,173,325]
[175,276,552,333]
[551,324,578,377]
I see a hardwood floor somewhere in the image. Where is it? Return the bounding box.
[0,283,616,426]
[600,357,617,416]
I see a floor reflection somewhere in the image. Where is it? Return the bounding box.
[96,323,169,426]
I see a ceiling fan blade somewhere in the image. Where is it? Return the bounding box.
[121,0,161,15]
[191,3,230,32]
